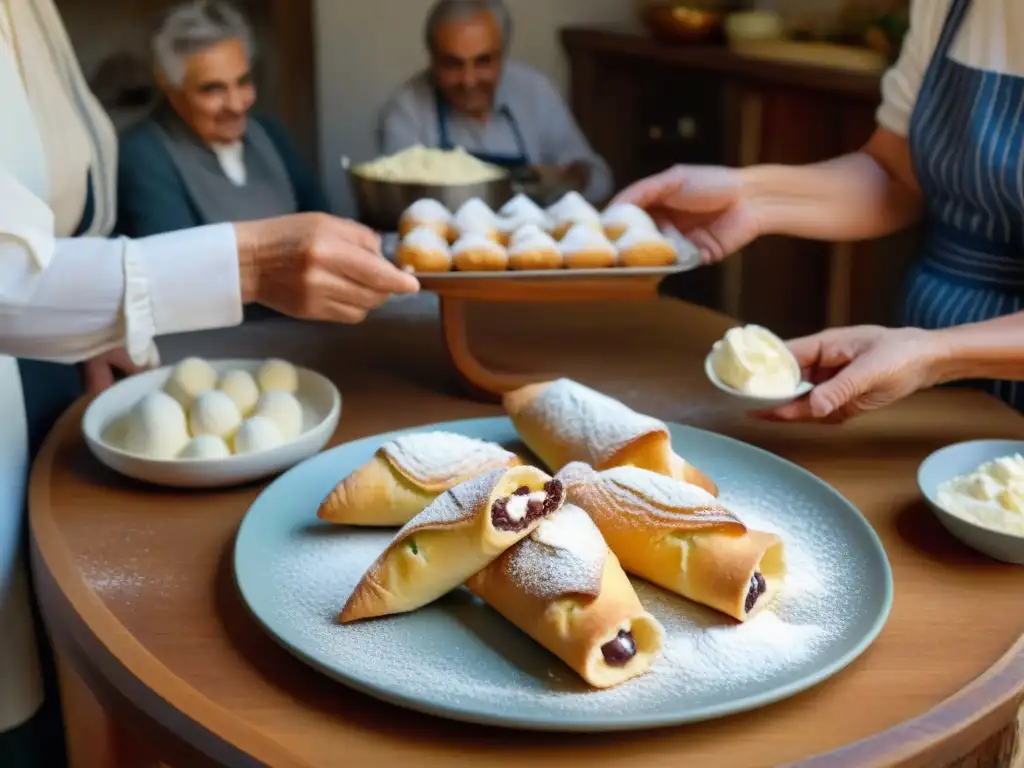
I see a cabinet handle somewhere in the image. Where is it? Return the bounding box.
[677,117,697,139]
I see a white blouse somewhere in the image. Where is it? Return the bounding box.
[0,0,242,733]
[877,0,1024,137]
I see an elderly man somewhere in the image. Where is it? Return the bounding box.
[378,0,613,204]
[116,1,328,237]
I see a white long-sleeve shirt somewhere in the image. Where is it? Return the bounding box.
[877,0,1024,137]
[0,0,243,733]
[0,0,242,365]
[0,164,241,365]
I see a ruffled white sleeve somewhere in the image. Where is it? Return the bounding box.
[876,0,949,137]
[0,169,243,365]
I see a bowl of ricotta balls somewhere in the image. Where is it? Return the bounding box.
[82,357,341,488]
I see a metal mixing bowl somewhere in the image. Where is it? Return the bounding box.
[348,169,514,232]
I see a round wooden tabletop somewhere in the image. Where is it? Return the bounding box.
[29,296,1024,767]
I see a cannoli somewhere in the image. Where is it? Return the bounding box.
[339,465,565,622]
[503,378,717,495]
[466,502,663,688]
[317,431,521,526]
[560,463,784,622]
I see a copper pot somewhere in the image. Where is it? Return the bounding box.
[643,3,726,45]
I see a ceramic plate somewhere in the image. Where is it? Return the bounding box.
[82,359,340,489]
[234,417,892,731]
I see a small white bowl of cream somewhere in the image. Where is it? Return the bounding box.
[704,324,812,410]
[919,441,1024,564]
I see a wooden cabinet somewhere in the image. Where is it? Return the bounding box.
[562,26,920,338]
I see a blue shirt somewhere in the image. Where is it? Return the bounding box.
[378,60,614,204]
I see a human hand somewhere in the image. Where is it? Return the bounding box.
[80,348,143,397]
[235,213,419,323]
[611,165,759,263]
[758,325,950,424]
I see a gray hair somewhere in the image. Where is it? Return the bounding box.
[425,0,512,54]
[153,1,255,86]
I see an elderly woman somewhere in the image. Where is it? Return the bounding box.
[616,0,1024,418]
[0,0,417,764]
[117,1,329,236]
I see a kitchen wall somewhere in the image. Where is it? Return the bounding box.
[315,0,641,216]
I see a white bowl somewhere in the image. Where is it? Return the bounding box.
[704,351,813,411]
[918,440,1024,565]
[82,359,341,489]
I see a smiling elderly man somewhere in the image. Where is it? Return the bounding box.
[378,0,613,204]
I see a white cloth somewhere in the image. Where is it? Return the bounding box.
[0,0,245,733]
[1,0,116,237]
[877,0,1024,137]
[212,141,247,187]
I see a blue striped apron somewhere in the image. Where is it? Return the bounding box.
[899,0,1024,410]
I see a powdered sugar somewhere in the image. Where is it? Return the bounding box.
[558,223,615,254]
[547,191,601,229]
[594,465,743,530]
[615,225,672,251]
[518,379,667,469]
[494,503,609,600]
[451,232,505,255]
[397,468,503,533]
[400,226,450,253]
[381,431,515,488]
[263,491,845,717]
[601,203,657,232]
[498,194,549,231]
[453,198,497,231]
[402,198,452,224]
[245,421,887,726]
[507,224,559,255]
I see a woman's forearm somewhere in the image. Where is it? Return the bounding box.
[930,312,1024,384]
[738,130,924,243]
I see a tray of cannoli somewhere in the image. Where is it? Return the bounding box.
[385,192,703,278]
[235,379,892,731]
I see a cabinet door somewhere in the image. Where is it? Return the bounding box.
[633,66,726,178]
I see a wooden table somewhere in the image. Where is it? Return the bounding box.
[29,295,1024,767]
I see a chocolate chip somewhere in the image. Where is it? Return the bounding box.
[744,571,767,614]
[490,479,564,531]
[513,486,530,496]
[601,629,637,666]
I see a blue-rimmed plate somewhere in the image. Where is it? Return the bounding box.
[234,417,892,731]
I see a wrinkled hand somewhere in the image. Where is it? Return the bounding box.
[612,165,759,263]
[236,213,419,323]
[80,348,143,397]
[758,325,950,424]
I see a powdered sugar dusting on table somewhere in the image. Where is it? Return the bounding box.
[499,504,607,600]
[381,431,515,487]
[521,379,667,468]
